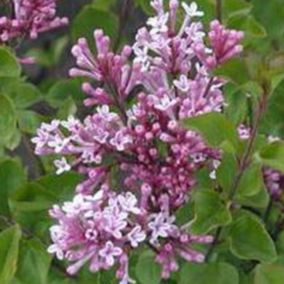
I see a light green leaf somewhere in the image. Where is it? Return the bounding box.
[214,58,250,85]
[0,94,17,145]
[223,0,252,18]
[179,262,239,284]
[0,47,21,78]
[258,142,284,173]
[92,0,116,11]
[228,15,267,38]
[254,262,284,284]
[191,189,232,234]
[13,240,52,284]
[183,112,239,150]
[0,225,22,284]
[135,251,161,284]
[236,162,264,199]
[3,82,41,109]
[216,153,237,192]
[229,210,277,262]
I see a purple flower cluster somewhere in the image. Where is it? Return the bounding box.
[32,1,243,282]
[48,186,212,282]
[0,0,68,43]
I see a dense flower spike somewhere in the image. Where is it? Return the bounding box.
[48,188,212,283]
[32,1,244,283]
[0,0,68,43]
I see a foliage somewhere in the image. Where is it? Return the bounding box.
[0,0,284,284]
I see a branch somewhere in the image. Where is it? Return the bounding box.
[205,92,268,261]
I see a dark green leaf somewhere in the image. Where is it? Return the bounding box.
[0,159,27,216]
[17,110,43,134]
[72,5,118,46]
[46,79,85,108]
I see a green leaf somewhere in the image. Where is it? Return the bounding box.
[224,85,248,125]
[0,225,22,284]
[135,251,161,284]
[183,112,239,150]
[26,36,69,67]
[92,0,116,11]
[191,189,232,234]
[36,172,83,201]
[5,129,22,151]
[9,182,56,213]
[72,5,118,46]
[0,47,21,77]
[258,142,284,173]
[228,15,267,38]
[223,0,252,18]
[0,159,27,216]
[216,153,237,192]
[57,97,77,119]
[179,262,239,284]
[136,0,153,15]
[235,162,264,200]
[252,0,284,44]
[229,210,277,262]
[260,79,284,136]
[237,185,269,209]
[0,94,17,145]
[17,110,43,134]
[2,81,41,109]
[46,78,84,108]
[214,58,250,85]
[13,240,52,284]
[254,262,284,284]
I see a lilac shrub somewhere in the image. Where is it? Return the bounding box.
[32,0,244,282]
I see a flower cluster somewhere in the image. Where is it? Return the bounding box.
[0,0,68,43]
[32,1,244,282]
[48,187,212,283]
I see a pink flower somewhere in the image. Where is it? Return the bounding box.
[0,0,68,43]
[99,241,123,267]
[54,158,71,175]
[148,212,177,244]
[127,226,146,247]
[33,0,246,282]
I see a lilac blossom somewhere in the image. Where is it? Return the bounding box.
[32,0,245,282]
[0,0,68,43]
